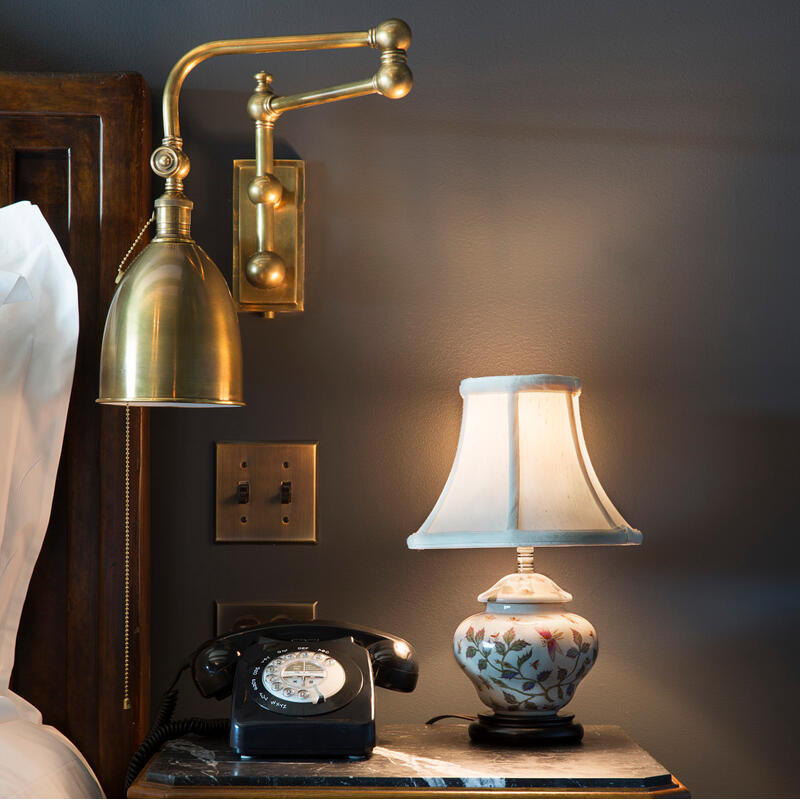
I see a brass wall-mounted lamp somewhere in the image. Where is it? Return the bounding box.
[97,19,412,407]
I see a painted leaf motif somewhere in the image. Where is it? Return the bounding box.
[572,628,583,646]
[509,640,529,651]
[491,678,510,688]
[516,650,533,668]
[477,658,488,671]
[532,660,539,669]
[475,628,485,644]
[501,670,518,679]
[466,645,478,659]
[523,700,539,710]
[494,641,507,656]
[466,626,475,643]
[536,670,552,682]
[522,681,537,691]
[502,691,518,705]
[503,628,516,645]
[557,667,567,681]
[580,642,590,653]
[566,647,579,658]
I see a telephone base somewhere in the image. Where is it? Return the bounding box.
[232,718,376,758]
[468,712,584,746]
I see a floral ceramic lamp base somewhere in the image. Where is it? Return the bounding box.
[453,569,597,746]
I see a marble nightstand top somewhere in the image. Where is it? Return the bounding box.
[135,723,686,795]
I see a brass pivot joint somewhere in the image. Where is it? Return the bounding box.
[150,138,191,194]
[144,18,413,312]
[370,19,413,99]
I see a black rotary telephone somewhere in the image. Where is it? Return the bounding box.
[195,620,418,756]
[127,621,418,788]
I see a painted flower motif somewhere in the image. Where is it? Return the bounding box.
[536,628,564,660]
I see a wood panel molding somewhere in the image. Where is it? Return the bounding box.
[0,71,152,797]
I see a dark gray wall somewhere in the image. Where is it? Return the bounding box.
[3,1,799,796]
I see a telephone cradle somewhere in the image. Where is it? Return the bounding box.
[126,621,418,789]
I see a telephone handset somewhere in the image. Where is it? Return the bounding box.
[192,620,418,757]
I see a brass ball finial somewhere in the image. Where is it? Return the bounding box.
[248,72,276,121]
[373,19,412,51]
[375,62,413,99]
[248,174,283,207]
[254,71,274,91]
[246,250,286,289]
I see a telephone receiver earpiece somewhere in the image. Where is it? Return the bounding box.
[191,620,418,700]
[366,638,417,692]
[193,640,240,699]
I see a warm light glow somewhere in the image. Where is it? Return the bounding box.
[407,375,641,549]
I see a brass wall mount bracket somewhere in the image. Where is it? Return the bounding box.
[148,18,413,316]
[233,158,305,314]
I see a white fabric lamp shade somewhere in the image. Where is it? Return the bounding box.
[407,375,641,549]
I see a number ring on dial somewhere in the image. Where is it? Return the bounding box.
[261,650,346,704]
[248,646,365,717]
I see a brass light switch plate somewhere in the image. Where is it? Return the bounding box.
[216,441,317,543]
[233,159,305,314]
[215,600,317,636]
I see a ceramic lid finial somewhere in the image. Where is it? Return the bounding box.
[477,572,573,604]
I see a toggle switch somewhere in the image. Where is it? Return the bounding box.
[216,442,317,543]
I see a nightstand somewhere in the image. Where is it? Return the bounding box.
[127,723,688,798]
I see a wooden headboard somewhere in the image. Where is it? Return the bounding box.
[0,72,151,797]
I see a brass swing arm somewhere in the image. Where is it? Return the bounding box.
[150,19,413,192]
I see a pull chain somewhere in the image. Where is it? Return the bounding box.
[115,217,151,712]
[115,213,154,284]
[123,404,131,711]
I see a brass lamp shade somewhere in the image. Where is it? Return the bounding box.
[98,240,244,406]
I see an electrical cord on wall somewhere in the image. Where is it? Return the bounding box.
[125,662,230,791]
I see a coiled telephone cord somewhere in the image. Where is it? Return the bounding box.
[125,664,229,791]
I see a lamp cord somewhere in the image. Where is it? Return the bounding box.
[426,714,478,725]
[115,213,154,284]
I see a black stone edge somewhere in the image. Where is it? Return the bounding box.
[148,773,676,789]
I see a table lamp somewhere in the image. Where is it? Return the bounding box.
[408,375,641,745]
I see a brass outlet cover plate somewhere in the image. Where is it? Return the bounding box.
[216,441,317,543]
[233,159,305,313]
[215,600,318,636]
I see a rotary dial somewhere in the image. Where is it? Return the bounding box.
[261,650,346,704]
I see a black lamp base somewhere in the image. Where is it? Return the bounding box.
[468,712,584,746]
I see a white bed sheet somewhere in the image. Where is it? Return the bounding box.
[0,202,104,798]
